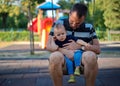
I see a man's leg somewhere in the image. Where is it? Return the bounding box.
[49,51,64,86]
[82,51,98,86]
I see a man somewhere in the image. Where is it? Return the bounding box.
[46,3,101,86]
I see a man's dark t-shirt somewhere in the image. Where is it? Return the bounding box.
[50,18,98,43]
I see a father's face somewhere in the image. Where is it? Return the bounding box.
[69,11,85,30]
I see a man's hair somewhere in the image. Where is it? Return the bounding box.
[70,3,88,18]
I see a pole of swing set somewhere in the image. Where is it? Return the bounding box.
[51,0,54,20]
[28,1,34,55]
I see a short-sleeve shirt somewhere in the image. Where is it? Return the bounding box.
[55,35,78,48]
[50,18,98,43]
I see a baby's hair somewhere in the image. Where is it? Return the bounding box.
[54,23,65,30]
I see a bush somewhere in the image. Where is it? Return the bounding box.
[0,31,30,41]
[96,30,107,40]
[0,31,119,42]
[111,34,120,41]
[96,30,120,41]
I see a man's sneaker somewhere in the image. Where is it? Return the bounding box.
[68,75,76,83]
[74,68,80,76]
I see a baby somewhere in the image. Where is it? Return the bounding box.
[53,23,88,83]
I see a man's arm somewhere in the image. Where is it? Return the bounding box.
[58,48,74,59]
[76,39,88,46]
[46,35,58,52]
[84,39,101,54]
[63,40,82,50]
[62,38,100,54]
[46,35,75,59]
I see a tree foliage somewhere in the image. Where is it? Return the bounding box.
[0,0,20,29]
[58,0,120,30]
[57,0,72,10]
[0,0,119,31]
[57,0,80,10]
[21,0,45,16]
[0,0,45,30]
[100,0,120,30]
[88,0,105,29]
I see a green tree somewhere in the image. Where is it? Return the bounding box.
[57,0,81,17]
[57,0,72,10]
[0,0,20,30]
[88,0,105,29]
[21,0,45,18]
[101,0,120,30]
[0,0,45,30]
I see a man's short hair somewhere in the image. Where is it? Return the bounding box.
[70,3,88,18]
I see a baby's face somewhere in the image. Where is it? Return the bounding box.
[54,28,67,41]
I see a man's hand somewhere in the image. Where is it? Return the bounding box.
[46,36,58,52]
[83,39,101,54]
[63,40,81,50]
[59,48,74,59]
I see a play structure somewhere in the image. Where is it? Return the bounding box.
[28,1,60,49]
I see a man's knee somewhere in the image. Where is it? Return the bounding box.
[82,51,97,66]
[49,51,64,65]
[49,51,64,76]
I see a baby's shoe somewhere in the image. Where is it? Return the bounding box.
[74,68,80,76]
[68,75,76,83]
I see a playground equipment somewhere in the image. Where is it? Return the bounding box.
[28,1,60,49]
